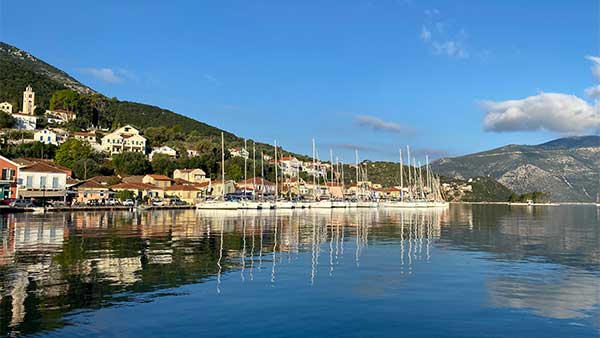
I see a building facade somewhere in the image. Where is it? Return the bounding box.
[0,102,13,114]
[11,114,37,130]
[101,125,147,155]
[0,156,19,199]
[34,129,63,146]
[21,85,36,116]
[17,162,67,200]
[173,168,208,183]
[149,146,177,161]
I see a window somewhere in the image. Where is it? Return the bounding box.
[26,176,33,188]
[52,177,59,189]
[40,176,47,188]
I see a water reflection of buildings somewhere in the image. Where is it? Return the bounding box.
[0,208,446,335]
[9,206,600,335]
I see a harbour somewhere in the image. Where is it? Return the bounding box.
[1,204,599,337]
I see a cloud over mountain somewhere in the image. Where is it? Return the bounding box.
[482,93,600,133]
[483,56,600,133]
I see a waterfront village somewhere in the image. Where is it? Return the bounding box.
[0,85,455,210]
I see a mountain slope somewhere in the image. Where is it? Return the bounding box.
[432,136,600,202]
[0,42,243,140]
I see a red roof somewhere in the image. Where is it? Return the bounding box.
[111,182,158,190]
[164,184,204,191]
[146,174,173,181]
[21,162,67,174]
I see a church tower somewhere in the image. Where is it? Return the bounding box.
[22,85,35,115]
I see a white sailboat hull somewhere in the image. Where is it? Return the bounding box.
[331,201,347,208]
[312,200,333,208]
[196,201,239,210]
[275,201,295,209]
[357,201,378,208]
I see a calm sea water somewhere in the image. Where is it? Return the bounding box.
[0,205,599,337]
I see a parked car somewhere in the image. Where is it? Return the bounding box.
[0,199,14,206]
[10,199,35,208]
[122,199,135,207]
[106,198,120,206]
[169,198,187,206]
[151,199,165,206]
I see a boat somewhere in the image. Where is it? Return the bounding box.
[331,200,347,208]
[312,199,333,208]
[275,200,295,209]
[196,200,239,210]
[239,200,263,209]
[196,132,238,210]
[357,201,378,208]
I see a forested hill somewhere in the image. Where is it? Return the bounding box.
[0,41,239,141]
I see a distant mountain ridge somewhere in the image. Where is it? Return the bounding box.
[432,136,600,202]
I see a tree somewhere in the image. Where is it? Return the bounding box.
[0,141,57,159]
[151,154,177,176]
[114,190,135,201]
[0,112,15,128]
[55,139,93,169]
[55,139,108,179]
[112,151,151,175]
[49,89,80,111]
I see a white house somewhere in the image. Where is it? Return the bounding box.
[186,149,199,157]
[0,102,13,114]
[34,129,63,146]
[45,109,76,124]
[228,147,249,159]
[149,146,177,161]
[17,162,67,199]
[278,156,302,176]
[101,125,147,155]
[11,113,37,130]
[173,168,209,183]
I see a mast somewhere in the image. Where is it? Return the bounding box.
[355,149,359,200]
[261,151,265,201]
[312,138,316,199]
[425,155,433,199]
[406,145,412,199]
[330,148,334,198]
[253,142,256,201]
[244,139,247,199]
[399,148,404,202]
[341,158,345,200]
[221,132,225,201]
[274,140,278,201]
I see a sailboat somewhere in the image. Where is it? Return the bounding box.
[196,132,239,210]
[240,140,263,209]
[311,139,332,209]
[274,140,294,209]
[355,150,377,208]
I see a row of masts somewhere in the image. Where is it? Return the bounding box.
[226,132,445,203]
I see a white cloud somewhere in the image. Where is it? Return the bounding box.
[432,40,468,58]
[354,115,412,134]
[585,55,600,80]
[420,25,431,42]
[420,10,469,59]
[482,92,600,133]
[78,67,122,84]
[585,85,600,98]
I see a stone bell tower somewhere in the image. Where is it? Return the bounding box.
[22,85,36,115]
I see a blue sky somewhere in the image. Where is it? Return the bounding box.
[1,0,599,162]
